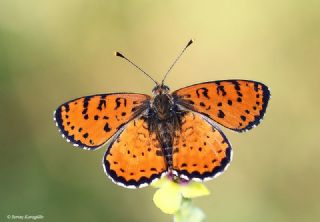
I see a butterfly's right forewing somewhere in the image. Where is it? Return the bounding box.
[54,93,150,149]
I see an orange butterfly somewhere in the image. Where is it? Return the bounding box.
[54,40,270,188]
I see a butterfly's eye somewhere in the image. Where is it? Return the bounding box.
[163,85,170,92]
[152,85,170,95]
[152,86,158,94]
[160,85,170,94]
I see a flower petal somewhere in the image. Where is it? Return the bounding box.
[151,176,170,188]
[153,181,182,214]
[180,182,210,198]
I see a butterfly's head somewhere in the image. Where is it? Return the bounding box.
[152,84,170,95]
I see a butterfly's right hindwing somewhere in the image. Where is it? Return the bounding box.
[103,116,167,188]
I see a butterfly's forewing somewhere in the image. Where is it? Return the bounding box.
[103,117,167,188]
[172,112,232,181]
[173,80,270,132]
[54,93,150,149]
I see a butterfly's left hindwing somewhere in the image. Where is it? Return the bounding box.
[173,80,270,132]
[172,112,232,181]
[54,93,150,149]
[103,117,167,188]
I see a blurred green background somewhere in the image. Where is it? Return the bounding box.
[1,0,319,221]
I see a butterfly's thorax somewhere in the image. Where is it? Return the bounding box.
[146,88,184,169]
[153,94,174,120]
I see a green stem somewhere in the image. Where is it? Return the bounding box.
[173,198,206,222]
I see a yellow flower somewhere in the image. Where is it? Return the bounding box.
[152,176,210,215]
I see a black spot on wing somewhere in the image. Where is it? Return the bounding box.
[97,99,106,111]
[216,85,227,96]
[231,81,241,91]
[104,123,111,132]
[218,110,225,118]
[83,96,91,108]
[181,163,187,167]
[196,87,210,99]
[115,98,127,110]
[187,100,195,105]
[82,108,88,114]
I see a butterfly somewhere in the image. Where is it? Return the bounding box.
[53,39,270,188]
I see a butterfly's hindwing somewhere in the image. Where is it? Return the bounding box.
[54,93,150,149]
[103,116,167,188]
[172,112,232,181]
[173,80,270,132]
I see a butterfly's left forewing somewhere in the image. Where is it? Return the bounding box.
[54,93,150,149]
[173,80,270,132]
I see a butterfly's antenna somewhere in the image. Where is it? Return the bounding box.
[115,52,158,85]
[161,39,194,84]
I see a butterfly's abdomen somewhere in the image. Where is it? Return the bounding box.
[157,121,175,168]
